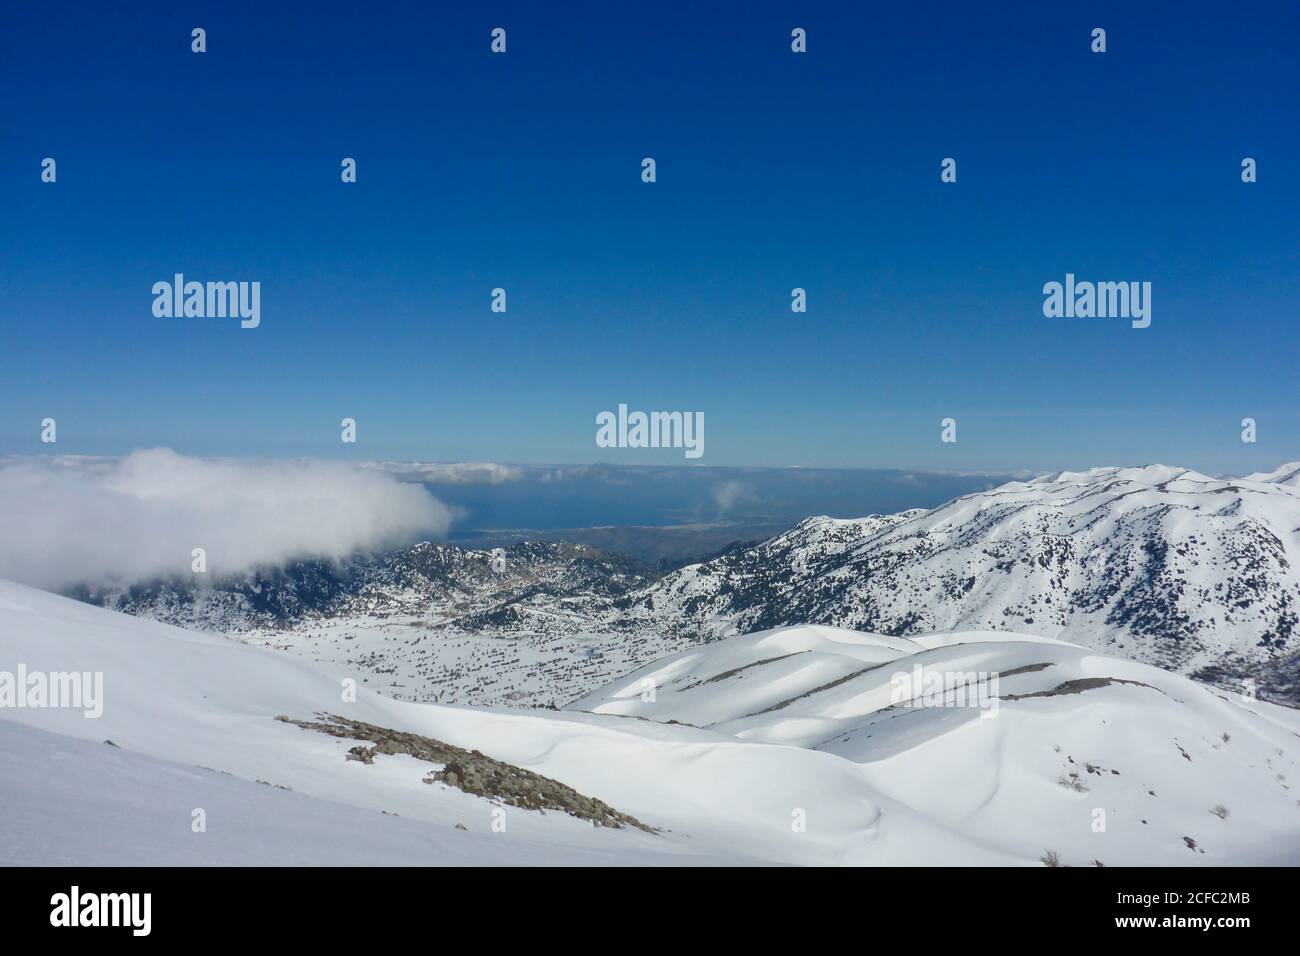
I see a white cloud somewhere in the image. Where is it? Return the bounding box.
[364,461,523,485]
[0,449,453,590]
[711,480,758,514]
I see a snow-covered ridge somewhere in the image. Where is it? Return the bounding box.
[1243,461,1300,487]
[1027,464,1211,485]
[1027,462,1300,488]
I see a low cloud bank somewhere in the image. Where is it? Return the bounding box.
[365,461,523,485]
[0,449,453,590]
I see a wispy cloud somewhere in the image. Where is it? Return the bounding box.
[711,480,758,514]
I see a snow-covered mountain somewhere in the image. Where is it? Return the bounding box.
[3,581,1298,865]
[69,462,1300,707]
[610,464,1300,703]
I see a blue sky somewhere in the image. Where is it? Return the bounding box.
[2,0,1297,473]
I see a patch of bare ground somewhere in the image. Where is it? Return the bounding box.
[278,713,654,832]
[681,651,805,690]
[743,660,892,717]
[997,662,1054,678]
[1003,676,1162,701]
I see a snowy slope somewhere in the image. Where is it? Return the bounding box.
[0,580,696,865]
[3,580,1299,865]
[571,624,1300,865]
[0,581,953,866]
[1,720,680,866]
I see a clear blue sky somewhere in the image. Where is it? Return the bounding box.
[2,0,1296,472]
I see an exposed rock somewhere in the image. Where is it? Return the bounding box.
[284,713,654,832]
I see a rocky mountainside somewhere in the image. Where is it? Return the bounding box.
[70,540,656,634]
